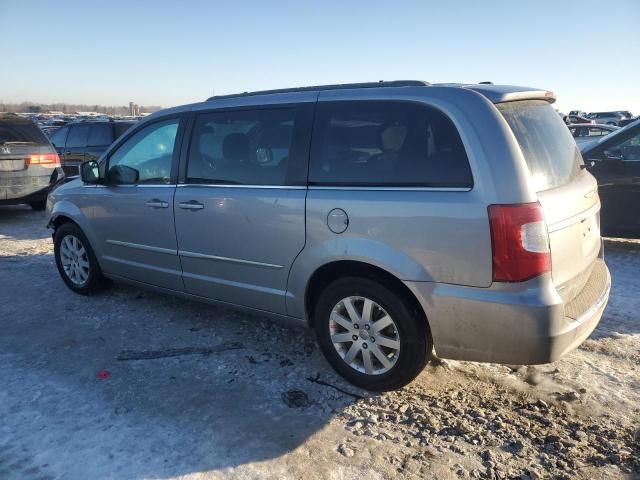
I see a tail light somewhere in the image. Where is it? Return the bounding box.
[27,153,61,167]
[488,202,551,282]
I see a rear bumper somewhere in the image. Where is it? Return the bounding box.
[0,168,65,205]
[405,260,611,364]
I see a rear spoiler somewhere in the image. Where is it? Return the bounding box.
[463,84,556,104]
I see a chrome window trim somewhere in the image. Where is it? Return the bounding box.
[309,186,472,192]
[87,184,176,188]
[178,249,283,269]
[106,239,177,255]
[177,184,306,190]
[176,184,470,191]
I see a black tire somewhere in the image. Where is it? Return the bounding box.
[29,199,46,210]
[314,276,432,391]
[54,222,106,295]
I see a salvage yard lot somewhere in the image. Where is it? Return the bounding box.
[0,206,638,480]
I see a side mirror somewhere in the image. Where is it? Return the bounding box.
[80,160,101,184]
[108,164,140,184]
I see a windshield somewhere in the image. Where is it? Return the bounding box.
[593,118,640,148]
[497,100,583,192]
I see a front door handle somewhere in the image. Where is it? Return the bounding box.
[178,200,205,210]
[146,199,169,209]
[632,177,640,184]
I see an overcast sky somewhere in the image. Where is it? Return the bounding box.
[1,0,639,113]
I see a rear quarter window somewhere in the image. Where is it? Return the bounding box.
[309,101,472,188]
[87,124,114,146]
[497,100,583,192]
[66,124,90,148]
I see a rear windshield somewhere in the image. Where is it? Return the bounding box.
[0,117,50,146]
[497,100,583,192]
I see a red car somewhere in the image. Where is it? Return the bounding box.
[567,114,595,125]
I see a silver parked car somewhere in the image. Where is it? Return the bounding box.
[568,123,619,147]
[1,115,65,209]
[586,111,628,126]
[47,81,611,390]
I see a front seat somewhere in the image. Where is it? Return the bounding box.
[220,133,253,183]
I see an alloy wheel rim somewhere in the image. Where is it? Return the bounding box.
[329,296,401,375]
[60,234,90,286]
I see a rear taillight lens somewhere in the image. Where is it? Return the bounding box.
[27,153,60,167]
[488,202,551,282]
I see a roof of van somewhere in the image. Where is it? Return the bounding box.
[205,81,556,104]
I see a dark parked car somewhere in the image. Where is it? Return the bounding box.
[582,119,640,237]
[0,115,64,210]
[49,120,135,177]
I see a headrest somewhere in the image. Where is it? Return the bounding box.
[380,125,407,152]
[222,133,250,162]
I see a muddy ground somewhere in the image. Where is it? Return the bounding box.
[1,205,638,480]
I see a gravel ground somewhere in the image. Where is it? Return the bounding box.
[0,205,638,480]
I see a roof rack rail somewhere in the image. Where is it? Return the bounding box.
[206,80,430,101]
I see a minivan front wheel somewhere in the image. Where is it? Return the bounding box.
[314,277,431,391]
[54,223,105,295]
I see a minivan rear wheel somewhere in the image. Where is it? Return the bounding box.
[54,223,106,295]
[314,277,431,391]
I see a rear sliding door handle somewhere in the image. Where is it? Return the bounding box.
[146,199,169,209]
[178,200,205,210]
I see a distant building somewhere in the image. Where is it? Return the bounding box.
[129,101,135,116]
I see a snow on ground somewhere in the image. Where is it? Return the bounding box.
[0,206,638,479]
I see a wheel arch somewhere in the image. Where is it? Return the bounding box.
[304,260,429,334]
[48,201,103,260]
[50,213,78,232]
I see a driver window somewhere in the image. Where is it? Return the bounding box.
[108,118,179,184]
[605,132,640,161]
[186,108,296,185]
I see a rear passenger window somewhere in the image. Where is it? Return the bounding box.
[309,101,472,188]
[87,124,113,146]
[66,124,89,148]
[187,108,297,185]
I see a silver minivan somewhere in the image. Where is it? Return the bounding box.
[47,81,611,390]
